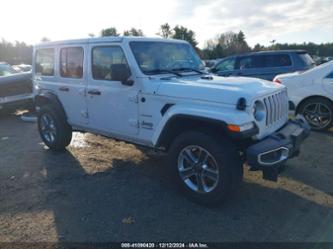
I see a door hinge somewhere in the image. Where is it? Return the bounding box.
[129,119,139,128]
[128,94,139,103]
[81,110,89,119]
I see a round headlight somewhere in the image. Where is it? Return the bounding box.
[253,100,266,121]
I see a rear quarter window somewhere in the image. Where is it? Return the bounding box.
[297,52,315,66]
[35,48,55,76]
[264,54,292,67]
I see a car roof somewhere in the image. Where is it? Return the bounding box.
[34,36,188,47]
[218,50,308,61]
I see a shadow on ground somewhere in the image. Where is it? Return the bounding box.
[0,112,332,242]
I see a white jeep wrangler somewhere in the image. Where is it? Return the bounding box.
[33,37,310,205]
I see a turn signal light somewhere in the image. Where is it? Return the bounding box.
[227,124,241,132]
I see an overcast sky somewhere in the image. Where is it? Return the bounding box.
[1,0,332,48]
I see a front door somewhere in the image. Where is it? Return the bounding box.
[86,44,139,136]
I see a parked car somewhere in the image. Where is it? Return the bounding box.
[12,64,32,73]
[204,59,218,68]
[274,61,333,131]
[33,37,310,205]
[0,62,33,110]
[211,50,315,81]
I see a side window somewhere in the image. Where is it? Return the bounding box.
[92,46,129,81]
[60,47,84,78]
[264,54,292,67]
[237,56,263,69]
[35,48,54,76]
[215,58,235,71]
[326,71,333,78]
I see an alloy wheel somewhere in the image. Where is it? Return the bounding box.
[303,102,332,130]
[177,145,220,193]
[40,113,57,144]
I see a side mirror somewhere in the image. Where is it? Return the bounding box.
[110,64,133,86]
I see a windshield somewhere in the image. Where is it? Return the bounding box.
[0,64,17,76]
[130,41,204,75]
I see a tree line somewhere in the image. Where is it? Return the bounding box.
[1,23,333,65]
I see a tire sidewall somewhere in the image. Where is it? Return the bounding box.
[37,105,72,150]
[169,131,241,206]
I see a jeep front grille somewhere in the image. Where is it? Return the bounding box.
[263,90,288,127]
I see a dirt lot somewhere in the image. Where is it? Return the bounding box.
[0,110,332,242]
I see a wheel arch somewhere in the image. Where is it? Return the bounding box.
[35,92,67,119]
[155,114,228,150]
[296,95,333,114]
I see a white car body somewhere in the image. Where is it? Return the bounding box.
[274,61,333,112]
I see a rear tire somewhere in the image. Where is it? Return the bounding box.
[37,105,72,151]
[298,97,333,131]
[168,130,243,206]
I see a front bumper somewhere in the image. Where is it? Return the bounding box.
[246,116,310,181]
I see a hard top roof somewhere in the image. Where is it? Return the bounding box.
[34,36,188,47]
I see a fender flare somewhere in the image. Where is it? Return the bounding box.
[155,114,229,148]
[34,92,67,118]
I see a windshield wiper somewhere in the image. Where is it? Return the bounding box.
[172,67,205,74]
[144,69,182,77]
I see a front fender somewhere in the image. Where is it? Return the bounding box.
[152,103,252,145]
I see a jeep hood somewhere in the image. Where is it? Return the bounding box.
[155,75,284,105]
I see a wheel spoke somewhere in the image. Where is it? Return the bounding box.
[196,174,205,192]
[303,101,333,129]
[314,103,320,113]
[198,149,209,164]
[202,167,219,182]
[44,132,51,142]
[303,110,313,116]
[319,113,330,118]
[183,149,196,166]
[179,167,195,180]
[42,115,49,126]
[178,145,220,194]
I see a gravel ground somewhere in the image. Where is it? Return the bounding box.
[0,110,332,242]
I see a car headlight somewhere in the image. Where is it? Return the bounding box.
[253,100,266,122]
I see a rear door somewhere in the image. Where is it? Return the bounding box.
[34,46,88,126]
[261,54,293,80]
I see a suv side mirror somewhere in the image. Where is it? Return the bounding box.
[110,64,133,86]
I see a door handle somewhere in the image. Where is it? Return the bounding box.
[59,86,69,92]
[87,89,101,96]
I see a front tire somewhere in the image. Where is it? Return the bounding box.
[168,130,242,206]
[37,105,72,151]
[298,97,333,131]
